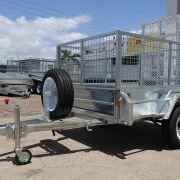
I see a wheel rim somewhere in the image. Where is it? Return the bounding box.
[30,87,34,93]
[37,85,41,94]
[19,152,30,163]
[43,77,58,111]
[176,116,180,140]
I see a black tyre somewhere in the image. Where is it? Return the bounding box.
[162,106,180,149]
[31,82,41,95]
[41,69,74,120]
[15,149,32,165]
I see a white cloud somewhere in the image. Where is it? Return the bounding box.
[0,15,91,64]
[130,30,142,34]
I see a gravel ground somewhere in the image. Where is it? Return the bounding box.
[0,94,43,120]
[0,95,180,180]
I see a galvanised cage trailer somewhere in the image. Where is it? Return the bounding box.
[1,30,180,165]
[0,59,55,97]
[6,58,56,94]
[0,72,33,97]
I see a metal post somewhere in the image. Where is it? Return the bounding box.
[28,59,31,74]
[115,31,122,89]
[56,46,61,69]
[156,21,162,85]
[175,16,180,85]
[11,60,12,73]
[17,60,19,73]
[140,25,146,86]
[16,61,18,74]
[168,43,172,85]
[14,105,20,149]
[42,60,44,73]
[7,60,9,72]
[43,92,51,121]
[80,41,84,84]
[21,63,22,75]
[46,59,48,72]
[105,50,108,83]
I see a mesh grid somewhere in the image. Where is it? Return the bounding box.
[61,34,116,84]
[142,16,179,41]
[59,30,180,87]
[60,42,81,83]
[6,59,55,75]
[142,15,180,86]
[83,35,116,83]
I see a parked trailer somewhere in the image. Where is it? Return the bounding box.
[0,72,33,97]
[1,30,180,165]
[7,58,56,94]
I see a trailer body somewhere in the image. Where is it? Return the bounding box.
[0,30,180,164]
[0,72,33,96]
[5,58,56,94]
[57,30,180,125]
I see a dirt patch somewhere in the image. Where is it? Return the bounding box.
[0,94,43,122]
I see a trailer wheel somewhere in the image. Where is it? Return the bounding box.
[31,83,41,95]
[162,106,180,149]
[41,69,74,120]
[15,149,32,165]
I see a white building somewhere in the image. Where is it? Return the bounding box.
[167,0,180,17]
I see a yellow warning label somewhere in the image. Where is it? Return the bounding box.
[127,38,165,52]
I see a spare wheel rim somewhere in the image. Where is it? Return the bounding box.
[43,77,58,111]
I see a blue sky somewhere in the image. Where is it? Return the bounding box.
[0,0,166,33]
[0,0,167,62]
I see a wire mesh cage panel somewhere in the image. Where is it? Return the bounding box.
[120,32,180,86]
[60,32,117,84]
[58,30,180,88]
[7,59,55,75]
[142,15,180,42]
[60,42,81,83]
[142,15,180,86]
[83,34,116,83]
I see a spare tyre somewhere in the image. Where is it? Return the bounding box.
[41,69,74,120]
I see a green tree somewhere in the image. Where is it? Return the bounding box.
[61,50,80,62]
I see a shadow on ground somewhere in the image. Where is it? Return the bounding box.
[0,121,168,163]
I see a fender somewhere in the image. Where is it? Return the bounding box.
[163,94,180,120]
